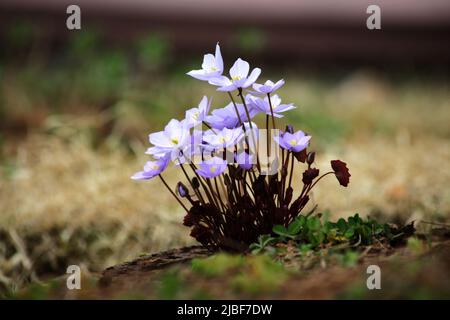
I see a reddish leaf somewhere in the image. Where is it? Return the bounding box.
[293,148,307,162]
[331,160,351,187]
[302,168,320,184]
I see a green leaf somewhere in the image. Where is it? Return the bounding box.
[261,235,276,247]
[273,225,290,237]
[299,244,313,253]
[298,215,307,227]
[287,219,302,235]
[307,217,321,230]
[348,216,355,226]
[344,227,355,238]
[337,218,347,232]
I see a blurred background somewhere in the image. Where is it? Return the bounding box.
[0,0,449,294]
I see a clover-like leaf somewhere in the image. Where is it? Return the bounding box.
[344,227,355,239]
[273,225,290,237]
[287,219,302,235]
[337,218,347,232]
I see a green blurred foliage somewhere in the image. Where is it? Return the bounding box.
[157,269,183,299]
[235,28,267,53]
[67,30,102,58]
[78,51,128,102]
[231,255,287,294]
[287,109,347,145]
[6,20,36,50]
[192,253,288,295]
[137,34,171,70]
[192,253,244,277]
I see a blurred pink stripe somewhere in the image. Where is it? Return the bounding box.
[1,0,449,25]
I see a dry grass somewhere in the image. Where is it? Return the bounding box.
[0,135,194,293]
[310,135,450,220]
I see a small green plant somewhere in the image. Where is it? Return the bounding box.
[192,253,244,277]
[231,255,287,294]
[157,269,183,299]
[249,234,277,254]
[192,253,288,295]
[252,213,414,252]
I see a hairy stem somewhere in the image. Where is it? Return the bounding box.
[288,152,295,189]
[305,171,334,195]
[267,93,277,130]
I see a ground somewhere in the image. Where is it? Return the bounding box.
[13,229,450,299]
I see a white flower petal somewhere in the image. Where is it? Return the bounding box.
[242,68,261,88]
[230,58,250,79]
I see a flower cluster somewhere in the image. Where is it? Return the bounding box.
[133,43,351,251]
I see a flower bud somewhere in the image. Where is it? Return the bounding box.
[177,182,189,198]
[302,168,319,185]
[285,124,294,134]
[307,151,316,165]
[191,177,200,189]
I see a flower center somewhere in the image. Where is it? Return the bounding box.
[289,139,297,146]
[231,75,241,81]
[171,138,179,145]
[209,166,217,173]
[192,112,199,120]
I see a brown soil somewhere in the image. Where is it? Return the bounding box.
[91,238,450,299]
[16,235,448,299]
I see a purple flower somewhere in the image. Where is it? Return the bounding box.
[146,119,190,161]
[202,127,244,151]
[246,94,295,118]
[131,156,169,180]
[205,102,257,129]
[176,129,205,165]
[196,157,227,178]
[252,79,285,94]
[209,58,261,92]
[187,43,223,81]
[274,130,311,153]
[235,151,254,170]
[185,96,211,129]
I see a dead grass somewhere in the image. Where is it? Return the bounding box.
[0,135,194,293]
